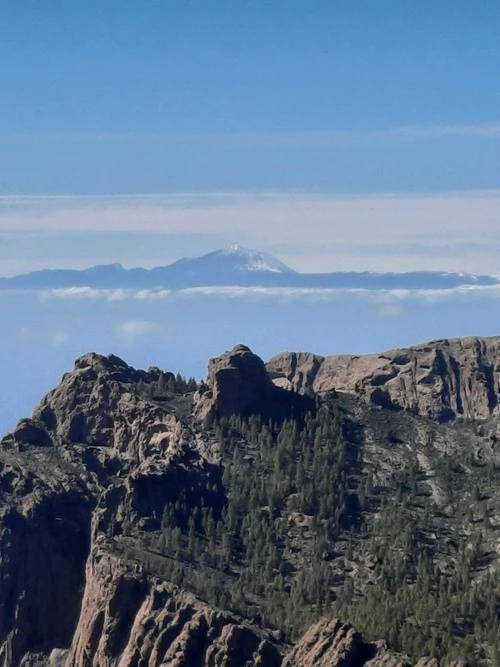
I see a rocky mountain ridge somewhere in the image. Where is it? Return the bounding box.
[1,339,499,665]
[267,336,500,423]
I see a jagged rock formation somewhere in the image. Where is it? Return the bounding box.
[0,352,225,665]
[267,336,500,422]
[0,346,300,666]
[282,618,404,666]
[0,342,498,666]
[195,344,314,423]
[282,617,459,667]
[65,543,282,667]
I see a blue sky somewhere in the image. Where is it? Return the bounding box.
[1,1,499,195]
[3,1,499,134]
[1,1,499,270]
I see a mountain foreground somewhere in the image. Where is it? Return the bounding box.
[1,338,500,665]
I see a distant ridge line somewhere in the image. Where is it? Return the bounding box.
[0,245,498,291]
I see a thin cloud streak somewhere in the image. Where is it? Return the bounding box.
[37,283,500,305]
[39,287,131,302]
[51,330,69,346]
[1,122,500,144]
[115,319,158,342]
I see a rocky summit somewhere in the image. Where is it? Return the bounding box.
[267,337,500,422]
[1,339,499,666]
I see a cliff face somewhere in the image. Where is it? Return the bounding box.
[267,336,500,422]
[65,542,282,667]
[195,344,314,423]
[0,347,297,666]
[0,342,498,666]
[0,431,93,665]
[0,351,225,666]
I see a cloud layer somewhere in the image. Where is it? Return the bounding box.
[38,283,500,307]
[1,190,499,276]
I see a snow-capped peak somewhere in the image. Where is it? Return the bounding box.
[219,244,295,273]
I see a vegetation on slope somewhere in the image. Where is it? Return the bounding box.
[126,397,500,666]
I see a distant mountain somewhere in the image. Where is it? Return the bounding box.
[148,244,297,288]
[1,244,498,291]
[171,244,296,275]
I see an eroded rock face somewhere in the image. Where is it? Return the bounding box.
[33,352,187,461]
[0,345,487,665]
[0,452,93,665]
[196,345,273,419]
[267,336,500,422]
[0,352,222,665]
[283,618,460,667]
[66,543,281,667]
[195,344,314,423]
[283,618,372,667]
[282,618,414,667]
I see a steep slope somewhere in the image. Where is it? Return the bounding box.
[0,342,499,665]
[267,336,500,422]
[0,349,283,666]
[0,246,297,290]
[281,617,460,667]
[0,437,93,665]
[65,546,282,667]
[162,244,296,281]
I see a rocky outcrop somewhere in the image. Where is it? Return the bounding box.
[195,344,314,423]
[32,352,196,463]
[267,336,500,422]
[0,348,287,666]
[283,618,375,666]
[283,618,463,667]
[0,352,223,666]
[66,542,282,667]
[282,617,412,667]
[0,446,93,665]
[0,344,489,665]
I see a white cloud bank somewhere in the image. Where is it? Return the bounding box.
[40,283,500,306]
[1,190,500,275]
[40,287,132,302]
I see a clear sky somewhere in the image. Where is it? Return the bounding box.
[1,1,499,195]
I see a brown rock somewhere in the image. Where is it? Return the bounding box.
[66,544,282,667]
[0,346,483,666]
[196,345,274,419]
[195,344,314,423]
[0,352,223,665]
[282,618,413,666]
[267,336,500,422]
[0,460,93,666]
